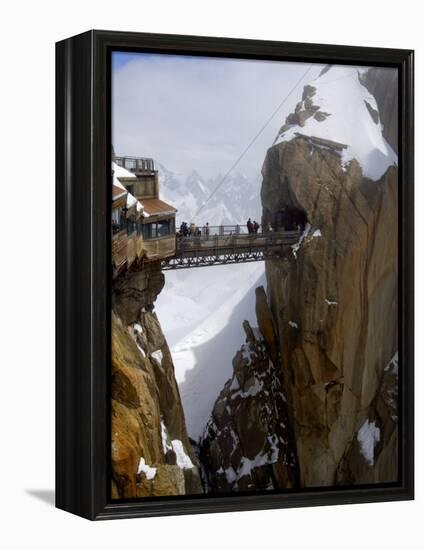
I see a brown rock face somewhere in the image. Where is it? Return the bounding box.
[360,67,398,153]
[255,286,279,365]
[261,128,398,486]
[335,354,398,484]
[112,261,165,325]
[200,296,297,493]
[111,266,203,498]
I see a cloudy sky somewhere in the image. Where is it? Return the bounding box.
[112,52,323,179]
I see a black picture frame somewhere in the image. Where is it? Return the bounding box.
[56,30,414,521]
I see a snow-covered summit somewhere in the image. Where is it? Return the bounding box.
[274,66,398,181]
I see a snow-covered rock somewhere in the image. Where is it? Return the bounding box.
[199,294,297,493]
[274,66,398,181]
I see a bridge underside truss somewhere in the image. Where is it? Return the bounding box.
[161,246,291,270]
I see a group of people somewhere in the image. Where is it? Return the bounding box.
[246,218,260,234]
[246,218,274,234]
[176,219,275,238]
[178,221,210,238]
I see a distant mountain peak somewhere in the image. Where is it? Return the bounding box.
[157,162,262,226]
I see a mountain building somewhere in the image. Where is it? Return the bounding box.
[111,156,177,277]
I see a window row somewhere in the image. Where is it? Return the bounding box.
[111,212,175,240]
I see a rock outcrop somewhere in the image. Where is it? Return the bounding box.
[111,261,203,498]
[199,288,297,493]
[275,83,331,138]
[335,353,398,484]
[359,67,398,154]
[260,67,398,487]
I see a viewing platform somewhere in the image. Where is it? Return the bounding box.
[161,226,301,270]
[114,156,156,175]
[112,153,302,277]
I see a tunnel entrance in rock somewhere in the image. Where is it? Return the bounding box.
[274,207,308,231]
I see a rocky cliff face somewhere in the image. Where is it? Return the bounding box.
[200,66,399,491]
[260,66,399,487]
[359,67,398,154]
[111,65,399,495]
[200,287,297,492]
[111,262,203,498]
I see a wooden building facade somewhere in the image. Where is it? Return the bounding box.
[111,157,177,278]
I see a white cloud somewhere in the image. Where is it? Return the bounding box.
[112,53,323,178]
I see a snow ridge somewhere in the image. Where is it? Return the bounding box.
[275,66,398,181]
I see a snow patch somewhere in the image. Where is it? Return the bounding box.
[288,321,298,329]
[241,344,254,364]
[384,351,398,374]
[160,420,173,454]
[357,419,380,466]
[238,437,279,480]
[291,223,311,258]
[112,162,145,213]
[133,323,143,334]
[325,299,338,306]
[225,467,237,484]
[312,229,322,238]
[231,378,264,400]
[137,457,157,480]
[128,326,146,357]
[171,439,194,470]
[151,349,163,365]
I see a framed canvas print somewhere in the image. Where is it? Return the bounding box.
[56,30,414,520]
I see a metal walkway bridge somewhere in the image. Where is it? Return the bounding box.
[161,226,301,270]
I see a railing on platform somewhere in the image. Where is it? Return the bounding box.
[177,224,300,237]
[114,156,155,173]
[176,227,301,251]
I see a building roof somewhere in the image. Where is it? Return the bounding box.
[112,170,143,213]
[112,184,127,201]
[142,198,177,216]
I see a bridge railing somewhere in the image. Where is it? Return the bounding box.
[176,227,301,251]
[114,156,155,173]
[177,224,247,237]
[176,224,292,238]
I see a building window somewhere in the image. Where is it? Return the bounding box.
[127,220,136,236]
[142,219,175,239]
[112,209,120,234]
[120,211,126,231]
[157,220,170,237]
[125,158,136,171]
[142,223,152,240]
